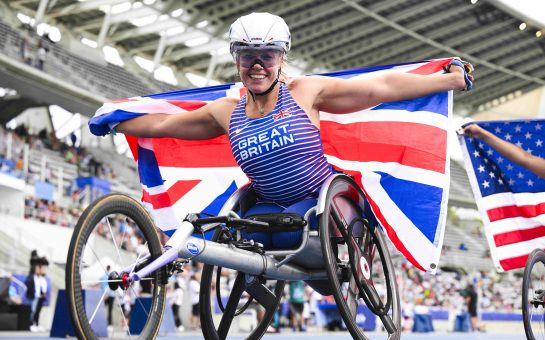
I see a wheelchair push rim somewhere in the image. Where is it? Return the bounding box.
[199,228,285,340]
[65,193,166,340]
[523,248,545,340]
[318,175,401,340]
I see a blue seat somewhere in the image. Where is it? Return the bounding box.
[454,313,470,332]
[240,198,318,249]
[412,313,434,333]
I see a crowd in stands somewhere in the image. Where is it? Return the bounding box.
[23,196,81,228]
[0,122,528,334]
[3,123,117,181]
[0,123,119,227]
[400,261,521,331]
[19,24,50,71]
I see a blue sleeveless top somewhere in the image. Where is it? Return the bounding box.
[229,82,334,205]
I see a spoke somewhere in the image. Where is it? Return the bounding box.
[88,242,109,276]
[115,292,131,337]
[138,277,155,281]
[218,272,246,339]
[82,279,122,284]
[114,223,129,267]
[365,284,383,309]
[330,204,346,237]
[379,312,397,335]
[346,277,359,319]
[129,241,149,275]
[88,289,108,324]
[105,216,125,269]
[130,285,150,318]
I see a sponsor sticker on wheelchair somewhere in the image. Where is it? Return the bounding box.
[187,242,200,255]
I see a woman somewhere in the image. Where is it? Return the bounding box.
[115,12,472,249]
[463,123,545,179]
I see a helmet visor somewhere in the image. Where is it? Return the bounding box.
[231,45,285,68]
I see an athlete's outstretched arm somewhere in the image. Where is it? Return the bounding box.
[310,61,467,114]
[116,97,234,140]
[463,124,545,179]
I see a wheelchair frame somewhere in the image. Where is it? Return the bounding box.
[66,173,400,340]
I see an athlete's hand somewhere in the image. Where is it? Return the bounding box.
[444,58,474,91]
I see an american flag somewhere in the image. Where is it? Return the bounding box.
[90,59,455,272]
[459,119,545,271]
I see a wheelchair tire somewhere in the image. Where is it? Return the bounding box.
[522,248,545,340]
[319,175,401,340]
[200,228,285,340]
[66,193,166,340]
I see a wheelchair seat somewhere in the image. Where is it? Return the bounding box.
[243,213,307,232]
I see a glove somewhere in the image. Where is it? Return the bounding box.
[443,58,474,91]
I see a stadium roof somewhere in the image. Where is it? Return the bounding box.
[3,0,545,116]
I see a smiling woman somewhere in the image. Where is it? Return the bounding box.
[86,11,477,339]
[113,10,473,249]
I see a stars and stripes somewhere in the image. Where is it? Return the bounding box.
[459,119,545,271]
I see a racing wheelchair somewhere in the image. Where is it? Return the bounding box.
[522,248,545,340]
[65,174,400,339]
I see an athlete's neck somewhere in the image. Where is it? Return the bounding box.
[247,83,280,117]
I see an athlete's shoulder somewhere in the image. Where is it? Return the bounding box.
[287,76,328,100]
[288,75,329,89]
[209,96,239,112]
[214,96,240,106]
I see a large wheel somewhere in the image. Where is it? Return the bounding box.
[523,248,545,340]
[200,229,285,340]
[319,175,400,340]
[66,193,166,339]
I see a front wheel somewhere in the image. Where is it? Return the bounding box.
[523,248,545,340]
[66,193,166,339]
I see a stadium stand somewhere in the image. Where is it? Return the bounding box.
[3,1,543,335]
[0,20,178,101]
[449,160,477,209]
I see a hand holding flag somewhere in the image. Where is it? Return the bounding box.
[459,119,545,271]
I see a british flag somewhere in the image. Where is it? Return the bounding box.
[272,109,292,120]
[459,119,545,271]
[90,59,456,272]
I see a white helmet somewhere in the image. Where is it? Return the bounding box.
[229,12,291,53]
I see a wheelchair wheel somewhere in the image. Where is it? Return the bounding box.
[200,228,285,340]
[319,175,400,340]
[66,193,166,339]
[523,248,545,340]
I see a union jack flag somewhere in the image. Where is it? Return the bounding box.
[273,109,292,120]
[459,119,545,271]
[90,59,455,272]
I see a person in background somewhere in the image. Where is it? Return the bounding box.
[26,256,48,332]
[99,265,115,329]
[28,250,40,274]
[37,42,47,71]
[189,272,201,330]
[289,280,306,332]
[171,276,185,332]
[463,283,479,332]
[463,123,545,179]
